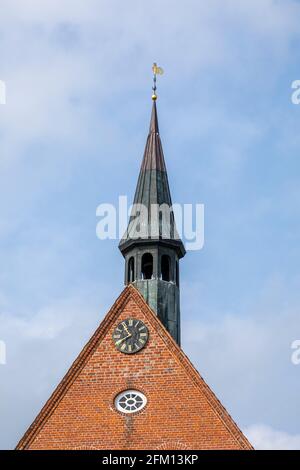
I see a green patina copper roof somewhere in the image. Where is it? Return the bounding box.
[119,100,185,258]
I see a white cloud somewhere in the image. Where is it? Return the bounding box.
[0,287,113,449]
[244,424,300,450]
[182,273,300,439]
[1,0,300,450]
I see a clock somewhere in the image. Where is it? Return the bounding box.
[112,318,149,354]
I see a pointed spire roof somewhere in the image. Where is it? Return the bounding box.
[141,100,165,171]
[149,99,159,133]
[119,100,185,258]
[134,100,171,204]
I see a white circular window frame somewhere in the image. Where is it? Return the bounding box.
[115,390,147,414]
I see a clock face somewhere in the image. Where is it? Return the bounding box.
[112,318,149,354]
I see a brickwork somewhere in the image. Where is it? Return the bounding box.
[16,286,252,450]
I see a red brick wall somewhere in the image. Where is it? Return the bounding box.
[22,291,249,450]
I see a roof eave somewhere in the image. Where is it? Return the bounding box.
[119,237,186,259]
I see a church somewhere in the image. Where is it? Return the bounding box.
[16,69,253,450]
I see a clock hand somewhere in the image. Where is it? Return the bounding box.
[122,323,130,335]
[115,333,132,346]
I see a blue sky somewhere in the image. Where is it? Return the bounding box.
[1,0,300,449]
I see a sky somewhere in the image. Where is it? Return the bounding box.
[1,0,300,450]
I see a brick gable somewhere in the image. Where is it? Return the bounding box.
[16,285,252,450]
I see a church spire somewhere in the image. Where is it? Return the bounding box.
[119,98,185,257]
[119,65,185,345]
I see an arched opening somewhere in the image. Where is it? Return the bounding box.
[127,257,135,283]
[175,260,179,286]
[161,255,171,281]
[141,253,153,280]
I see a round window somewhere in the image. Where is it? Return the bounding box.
[115,390,147,414]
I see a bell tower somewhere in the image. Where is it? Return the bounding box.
[119,68,185,345]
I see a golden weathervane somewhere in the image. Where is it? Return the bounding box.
[152,62,164,100]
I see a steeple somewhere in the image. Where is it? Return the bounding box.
[119,67,185,344]
[119,99,185,257]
